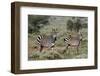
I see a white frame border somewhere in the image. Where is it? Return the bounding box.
[20,6,95,70]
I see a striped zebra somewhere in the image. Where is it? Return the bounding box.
[63,33,82,54]
[37,29,58,52]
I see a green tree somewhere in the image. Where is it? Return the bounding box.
[73,19,82,32]
[67,18,82,32]
[28,15,49,33]
[67,19,73,31]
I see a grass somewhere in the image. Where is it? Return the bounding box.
[28,29,88,60]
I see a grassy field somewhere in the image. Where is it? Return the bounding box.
[28,15,88,60]
[28,28,88,60]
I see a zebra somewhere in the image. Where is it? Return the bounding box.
[37,29,58,52]
[63,33,82,54]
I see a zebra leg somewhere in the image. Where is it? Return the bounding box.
[40,45,43,52]
[63,45,69,54]
[76,46,79,54]
[76,41,81,54]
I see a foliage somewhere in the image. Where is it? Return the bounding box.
[28,15,49,33]
[73,19,82,32]
[67,20,73,31]
[67,17,87,32]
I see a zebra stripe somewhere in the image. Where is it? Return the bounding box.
[64,37,69,42]
[37,35,42,44]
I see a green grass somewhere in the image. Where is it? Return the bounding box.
[28,31,88,60]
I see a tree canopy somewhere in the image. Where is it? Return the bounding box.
[67,18,83,32]
[28,15,49,33]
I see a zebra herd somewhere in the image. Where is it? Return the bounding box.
[36,29,82,54]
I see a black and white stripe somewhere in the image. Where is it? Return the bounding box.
[64,36,71,44]
[64,37,69,42]
[37,35,42,44]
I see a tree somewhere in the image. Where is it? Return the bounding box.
[73,19,82,32]
[67,18,82,32]
[28,15,49,33]
[67,19,73,31]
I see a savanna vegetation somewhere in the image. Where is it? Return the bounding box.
[28,15,88,60]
